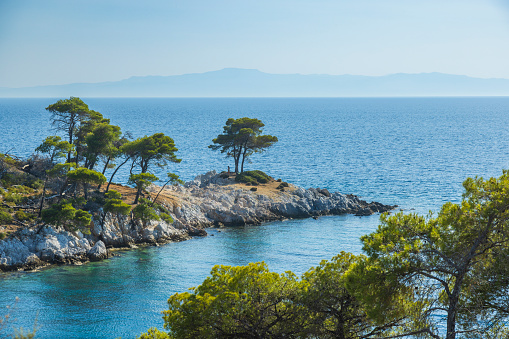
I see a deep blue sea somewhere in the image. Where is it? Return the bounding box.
[1,97,509,338]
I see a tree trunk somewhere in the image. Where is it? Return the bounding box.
[151,181,170,207]
[58,177,69,201]
[241,148,248,173]
[134,184,142,204]
[101,157,111,175]
[83,182,88,200]
[105,157,130,193]
[234,146,241,174]
[446,272,466,339]
[38,177,48,217]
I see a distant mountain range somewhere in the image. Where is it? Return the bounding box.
[1,68,509,97]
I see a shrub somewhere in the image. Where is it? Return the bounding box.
[15,210,32,221]
[277,182,289,190]
[160,213,174,224]
[41,200,92,233]
[0,232,6,240]
[132,202,160,226]
[27,178,43,190]
[235,170,272,185]
[0,210,12,225]
[3,193,25,205]
[250,187,258,191]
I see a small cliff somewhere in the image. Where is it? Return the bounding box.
[0,171,396,271]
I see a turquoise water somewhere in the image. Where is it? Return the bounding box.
[1,97,509,338]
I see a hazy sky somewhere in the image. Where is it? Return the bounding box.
[1,0,509,87]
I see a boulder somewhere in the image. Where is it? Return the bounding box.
[88,241,108,262]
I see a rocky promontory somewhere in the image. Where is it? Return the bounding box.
[0,171,396,271]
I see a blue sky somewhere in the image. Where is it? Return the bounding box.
[1,0,508,87]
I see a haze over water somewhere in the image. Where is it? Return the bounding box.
[1,97,509,338]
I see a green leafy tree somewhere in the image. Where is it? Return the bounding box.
[300,251,413,338]
[128,173,159,204]
[137,328,170,339]
[132,199,160,227]
[45,162,77,204]
[123,133,181,203]
[41,200,92,233]
[35,136,74,165]
[161,262,305,339]
[35,136,74,216]
[98,132,132,190]
[103,136,135,193]
[209,117,278,173]
[82,121,121,170]
[66,167,106,200]
[45,97,91,163]
[101,190,131,242]
[349,171,509,339]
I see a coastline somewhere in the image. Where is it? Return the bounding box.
[0,171,396,272]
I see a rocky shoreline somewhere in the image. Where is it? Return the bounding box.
[0,171,396,272]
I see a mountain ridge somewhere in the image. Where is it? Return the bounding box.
[1,68,508,97]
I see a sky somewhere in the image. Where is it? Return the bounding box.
[1,0,509,88]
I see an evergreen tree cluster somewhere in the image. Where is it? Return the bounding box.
[140,172,509,339]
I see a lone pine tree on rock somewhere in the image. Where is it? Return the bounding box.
[209,117,278,173]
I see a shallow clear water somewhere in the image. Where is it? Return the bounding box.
[1,97,509,338]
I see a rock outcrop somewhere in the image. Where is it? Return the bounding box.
[160,171,396,228]
[0,171,395,272]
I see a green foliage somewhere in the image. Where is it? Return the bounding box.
[162,262,305,339]
[122,133,181,173]
[41,200,92,233]
[137,327,170,339]
[3,192,26,205]
[123,133,181,203]
[83,122,121,166]
[0,209,12,225]
[0,153,19,166]
[128,173,159,190]
[0,232,6,240]
[347,170,509,338]
[160,213,173,224]
[209,117,278,173]
[14,210,32,222]
[235,170,272,184]
[105,189,122,200]
[1,298,37,339]
[132,201,160,226]
[73,209,92,230]
[35,135,74,164]
[277,182,289,190]
[128,173,159,204]
[47,162,76,177]
[67,167,106,186]
[147,255,411,339]
[103,190,131,216]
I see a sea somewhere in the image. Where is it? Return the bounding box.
[0,97,508,338]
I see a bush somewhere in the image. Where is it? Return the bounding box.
[160,213,174,224]
[132,202,160,226]
[41,200,92,233]
[0,232,6,240]
[235,170,272,185]
[277,182,289,190]
[15,210,32,221]
[0,210,12,225]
